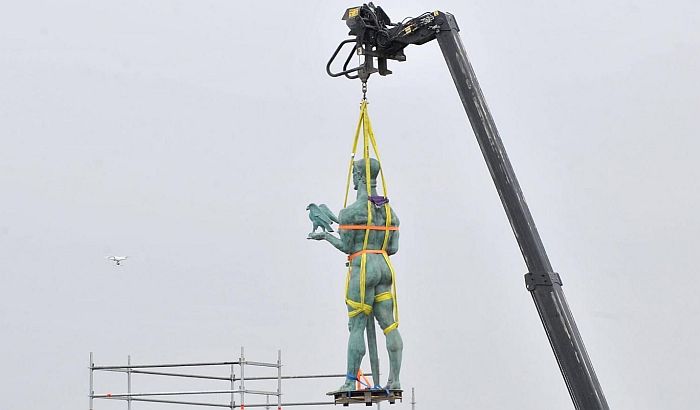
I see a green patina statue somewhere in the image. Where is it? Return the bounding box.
[308,158,403,392]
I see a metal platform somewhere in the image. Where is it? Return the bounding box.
[328,389,403,406]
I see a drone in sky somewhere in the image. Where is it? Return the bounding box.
[106,256,128,266]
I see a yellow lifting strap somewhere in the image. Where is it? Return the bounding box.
[374,291,392,302]
[342,100,400,335]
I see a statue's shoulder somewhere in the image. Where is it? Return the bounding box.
[339,201,367,224]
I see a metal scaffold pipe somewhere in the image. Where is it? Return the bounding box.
[277,350,282,410]
[89,352,94,410]
[240,347,245,410]
[127,355,132,410]
[93,361,244,370]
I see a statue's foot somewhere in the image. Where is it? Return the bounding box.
[331,380,356,393]
[384,380,401,390]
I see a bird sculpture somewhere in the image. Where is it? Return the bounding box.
[306,203,340,235]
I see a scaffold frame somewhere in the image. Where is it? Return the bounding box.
[89,348,400,409]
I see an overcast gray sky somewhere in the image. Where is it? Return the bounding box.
[2,1,699,409]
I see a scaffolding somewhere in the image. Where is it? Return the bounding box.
[89,348,401,409]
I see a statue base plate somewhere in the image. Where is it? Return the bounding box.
[328,389,403,406]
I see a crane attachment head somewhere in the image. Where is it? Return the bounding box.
[326,3,455,83]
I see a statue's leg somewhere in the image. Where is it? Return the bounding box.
[366,314,381,388]
[337,266,377,392]
[339,314,367,391]
[312,222,319,233]
[374,292,403,390]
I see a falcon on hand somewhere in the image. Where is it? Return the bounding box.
[306,203,339,237]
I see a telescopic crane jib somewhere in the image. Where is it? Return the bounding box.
[327,4,610,410]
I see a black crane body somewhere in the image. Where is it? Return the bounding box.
[327,4,609,409]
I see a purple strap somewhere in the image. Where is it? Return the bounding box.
[369,196,390,206]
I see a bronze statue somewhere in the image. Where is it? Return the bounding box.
[308,158,403,392]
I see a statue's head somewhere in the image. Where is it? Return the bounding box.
[352,158,381,190]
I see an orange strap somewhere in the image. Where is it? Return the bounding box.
[348,249,386,261]
[356,369,372,391]
[339,225,399,231]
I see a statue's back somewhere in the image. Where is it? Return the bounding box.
[340,200,399,255]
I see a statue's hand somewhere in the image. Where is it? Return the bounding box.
[307,232,326,241]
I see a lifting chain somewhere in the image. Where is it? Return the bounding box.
[362,81,368,100]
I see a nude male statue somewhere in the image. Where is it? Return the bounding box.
[308,158,403,391]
